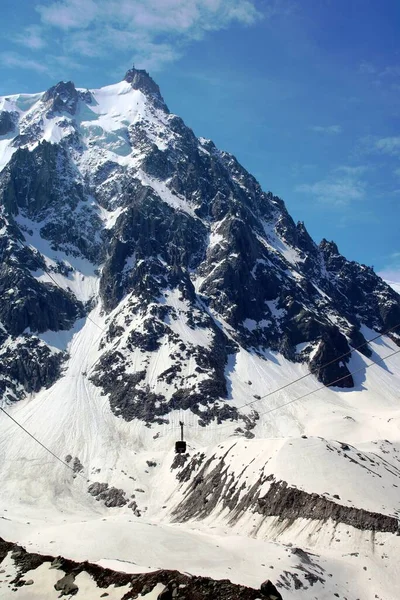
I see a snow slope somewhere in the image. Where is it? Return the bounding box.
[1,69,400,599]
[0,304,400,598]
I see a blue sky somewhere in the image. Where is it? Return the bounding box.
[1,0,400,280]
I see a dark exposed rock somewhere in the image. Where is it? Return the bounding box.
[99,191,207,311]
[172,451,399,534]
[347,326,372,358]
[90,355,168,423]
[171,452,190,470]
[157,584,173,599]
[0,537,273,599]
[72,457,84,473]
[0,111,16,136]
[88,482,109,496]
[54,572,79,595]
[0,336,65,400]
[256,480,398,533]
[309,327,353,387]
[124,66,168,110]
[175,452,205,482]
[320,239,400,331]
[128,499,141,517]
[42,81,79,115]
[0,265,83,336]
[0,141,83,217]
[88,482,128,507]
[260,579,283,599]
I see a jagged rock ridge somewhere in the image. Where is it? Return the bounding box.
[0,65,399,424]
[0,537,283,599]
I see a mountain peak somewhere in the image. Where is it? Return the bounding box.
[124,65,167,108]
[319,238,339,255]
[41,80,79,115]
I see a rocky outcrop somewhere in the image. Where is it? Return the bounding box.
[0,265,82,335]
[172,450,399,534]
[0,141,83,217]
[41,81,79,115]
[88,482,128,507]
[90,355,169,423]
[309,328,353,387]
[0,111,16,136]
[320,239,400,332]
[124,66,168,110]
[0,337,64,400]
[261,579,283,600]
[99,188,207,311]
[0,537,281,599]
[256,480,399,533]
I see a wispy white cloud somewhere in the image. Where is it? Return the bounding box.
[31,0,265,69]
[310,124,342,135]
[0,49,85,77]
[360,61,400,79]
[335,165,369,175]
[336,209,377,228]
[375,136,400,156]
[37,0,263,31]
[296,166,367,206]
[359,61,377,75]
[359,61,400,96]
[0,51,51,75]
[13,25,47,50]
[37,0,98,29]
[380,65,400,78]
[296,179,365,205]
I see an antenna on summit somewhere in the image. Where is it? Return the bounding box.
[175,420,186,454]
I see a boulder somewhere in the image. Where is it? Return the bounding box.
[260,579,283,599]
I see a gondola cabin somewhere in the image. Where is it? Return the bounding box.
[175,440,187,453]
[175,421,186,454]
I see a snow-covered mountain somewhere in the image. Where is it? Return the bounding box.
[1,67,400,600]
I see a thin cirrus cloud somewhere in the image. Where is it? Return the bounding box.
[0,51,51,75]
[374,136,400,156]
[359,61,400,79]
[296,166,367,206]
[13,25,47,50]
[310,125,342,135]
[36,0,262,30]
[9,0,263,71]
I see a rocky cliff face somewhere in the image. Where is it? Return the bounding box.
[0,66,399,423]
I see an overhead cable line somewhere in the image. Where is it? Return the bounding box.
[16,238,107,335]
[10,236,400,439]
[255,346,400,420]
[0,406,88,482]
[16,233,400,412]
[2,346,400,473]
[187,345,400,432]
[180,321,400,429]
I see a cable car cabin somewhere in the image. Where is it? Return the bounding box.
[175,440,187,454]
[175,421,186,453]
